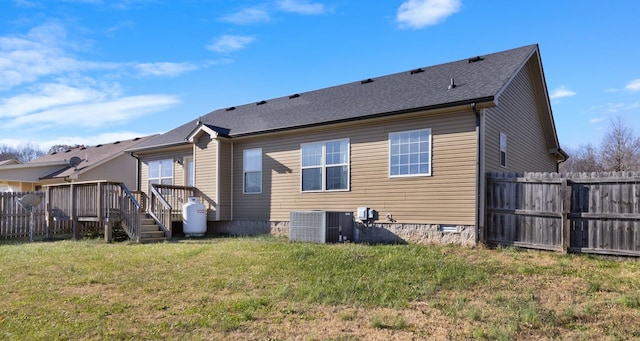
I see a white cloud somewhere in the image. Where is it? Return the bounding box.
[106,20,135,34]
[6,94,179,129]
[0,24,74,89]
[0,22,121,90]
[589,117,605,124]
[277,0,325,15]
[135,62,199,77]
[0,82,112,118]
[625,79,640,92]
[0,20,194,148]
[396,0,461,29]
[221,7,270,24]
[13,0,42,8]
[591,102,640,114]
[207,35,256,53]
[549,86,576,100]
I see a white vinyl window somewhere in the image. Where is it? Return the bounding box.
[389,128,431,177]
[500,132,507,168]
[243,148,262,194]
[148,159,173,186]
[301,139,349,192]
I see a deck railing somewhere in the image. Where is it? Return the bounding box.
[118,183,143,242]
[46,181,134,239]
[148,184,173,239]
[3,181,198,242]
[151,184,198,219]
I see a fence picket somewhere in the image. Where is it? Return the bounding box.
[486,172,640,256]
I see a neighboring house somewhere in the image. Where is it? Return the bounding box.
[127,44,567,245]
[0,136,156,192]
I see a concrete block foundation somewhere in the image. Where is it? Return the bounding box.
[211,220,476,246]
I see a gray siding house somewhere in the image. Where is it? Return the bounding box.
[127,44,567,245]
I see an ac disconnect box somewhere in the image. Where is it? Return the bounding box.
[357,207,377,221]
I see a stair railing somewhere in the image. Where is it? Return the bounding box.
[149,184,172,239]
[117,183,143,242]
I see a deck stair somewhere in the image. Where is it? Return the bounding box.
[139,214,167,243]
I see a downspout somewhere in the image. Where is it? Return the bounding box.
[472,103,484,245]
[215,139,221,221]
[230,142,234,221]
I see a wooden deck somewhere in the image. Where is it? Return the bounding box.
[0,181,199,243]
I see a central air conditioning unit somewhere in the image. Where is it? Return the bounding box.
[289,210,354,243]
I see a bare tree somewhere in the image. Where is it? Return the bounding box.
[48,144,72,153]
[0,143,46,163]
[560,144,604,173]
[600,117,640,171]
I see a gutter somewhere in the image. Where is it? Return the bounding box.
[126,140,191,154]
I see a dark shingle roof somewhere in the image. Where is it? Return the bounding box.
[131,44,538,151]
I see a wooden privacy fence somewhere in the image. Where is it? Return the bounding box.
[0,191,47,239]
[486,172,640,257]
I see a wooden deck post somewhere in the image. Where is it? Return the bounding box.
[45,187,52,240]
[105,221,113,243]
[71,183,78,240]
[561,178,571,253]
[97,182,103,227]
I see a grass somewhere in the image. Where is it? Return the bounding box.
[1,237,640,340]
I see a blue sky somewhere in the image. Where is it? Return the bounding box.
[1,0,639,152]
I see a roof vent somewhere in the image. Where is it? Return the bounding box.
[96,144,103,148]
[289,93,300,99]
[226,106,236,111]
[410,68,424,74]
[256,100,267,105]
[133,137,140,141]
[448,78,457,90]
[360,78,374,84]
[114,141,120,144]
[468,56,484,63]
[80,147,86,150]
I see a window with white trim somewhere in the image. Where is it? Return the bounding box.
[243,148,262,193]
[389,128,431,177]
[148,159,173,186]
[301,139,349,192]
[500,132,507,168]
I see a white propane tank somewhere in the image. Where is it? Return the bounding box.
[182,197,207,237]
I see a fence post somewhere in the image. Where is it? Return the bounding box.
[45,188,51,240]
[561,178,571,253]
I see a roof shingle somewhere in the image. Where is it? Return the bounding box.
[131,44,538,151]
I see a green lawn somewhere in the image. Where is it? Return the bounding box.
[1,236,639,340]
